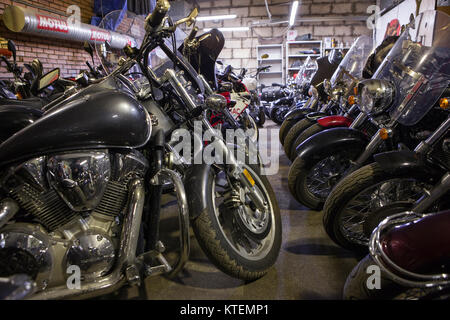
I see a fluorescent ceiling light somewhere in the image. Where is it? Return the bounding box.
[204,27,249,32]
[197,14,237,21]
[289,1,299,26]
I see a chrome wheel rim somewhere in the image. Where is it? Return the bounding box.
[211,166,276,260]
[306,153,353,200]
[338,178,431,245]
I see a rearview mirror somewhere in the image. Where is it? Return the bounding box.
[7,40,16,63]
[186,7,198,27]
[83,41,94,59]
[37,68,60,92]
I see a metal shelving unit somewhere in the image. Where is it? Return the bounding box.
[285,40,323,82]
[256,44,284,86]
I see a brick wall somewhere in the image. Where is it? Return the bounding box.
[0,0,96,79]
[195,0,376,70]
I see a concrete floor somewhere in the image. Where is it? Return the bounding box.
[122,121,359,300]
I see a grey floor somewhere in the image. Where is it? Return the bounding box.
[123,121,359,300]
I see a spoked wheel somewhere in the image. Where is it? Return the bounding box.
[323,162,434,252]
[288,147,361,210]
[192,165,282,281]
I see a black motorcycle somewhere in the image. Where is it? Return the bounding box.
[0,2,281,299]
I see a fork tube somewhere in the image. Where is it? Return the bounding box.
[413,173,450,213]
[349,112,367,129]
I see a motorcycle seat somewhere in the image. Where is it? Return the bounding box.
[0,97,45,110]
[381,210,450,273]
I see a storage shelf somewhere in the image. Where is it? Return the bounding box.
[286,40,323,83]
[257,44,284,86]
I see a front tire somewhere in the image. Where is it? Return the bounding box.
[192,165,282,281]
[283,118,315,161]
[288,145,362,210]
[323,162,433,252]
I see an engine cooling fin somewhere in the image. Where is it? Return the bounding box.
[93,181,128,217]
[10,184,77,232]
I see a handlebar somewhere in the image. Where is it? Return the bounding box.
[145,0,170,29]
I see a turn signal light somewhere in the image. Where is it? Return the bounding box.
[379,128,389,140]
[440,98,449,109]
[353,86,358,95]
[348,95,356,105]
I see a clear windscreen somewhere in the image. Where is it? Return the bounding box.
[94,10,147,89]
[330,35,374,88]
[295,56,318,86]
[375,10,450,125]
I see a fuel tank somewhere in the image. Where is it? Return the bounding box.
[0,90,151,167]
[0,103,43,144]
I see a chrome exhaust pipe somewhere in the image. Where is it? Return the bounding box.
[0,198,19,229]
[28,179,145,300]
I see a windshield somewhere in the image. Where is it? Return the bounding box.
[295,56,318,86]
[330,35,374,89]
[375,10,450,125]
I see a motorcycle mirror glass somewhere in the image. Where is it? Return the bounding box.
[7,40,16,63]
[83,41,94,59]
[205,94,228,112]
[37,68,60,92]
[32,59,43,78]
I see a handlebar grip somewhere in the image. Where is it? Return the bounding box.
[146,0,170,29]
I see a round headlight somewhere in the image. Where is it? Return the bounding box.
[359,79,395,115]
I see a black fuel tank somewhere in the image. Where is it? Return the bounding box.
[0,90,151,166]
[0,104,43,144]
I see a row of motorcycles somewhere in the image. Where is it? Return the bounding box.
[0,1,282,299]
[280,10,450,299]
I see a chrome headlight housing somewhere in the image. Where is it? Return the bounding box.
[359,79,395,115]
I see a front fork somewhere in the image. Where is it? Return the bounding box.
[201,117,267,211]
[166,70,267,212]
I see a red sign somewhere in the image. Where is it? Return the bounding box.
[90,29,111,42]
[37,14,69,33]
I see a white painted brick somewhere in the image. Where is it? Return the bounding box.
[313,26,334,36]
[232,30,251,38]
[249,6,270,17]
[199,1,214,9]
[242,58,258,69]
[211,8,231,15]
[233,48,251,58]
[226,39,242,48]
[311,3,331,15]
[219,48,233,59]
[214,0,231,7]
[353,24,372,36]
[269,5,289,16]
[233,7,249,18]
[253,27,272,38]
[355,3,371,14]
[203,20,222,28]
[334,25,352,36]
[231,0,251,6]
[332,3,352,14]
[242,38,256,49]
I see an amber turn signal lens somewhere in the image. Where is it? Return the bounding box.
[353,87,358,95]
[379,128,389,140]
[440,98,448,109]
[348,95,356,105]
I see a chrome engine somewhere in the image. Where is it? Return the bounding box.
[0,150,148,291]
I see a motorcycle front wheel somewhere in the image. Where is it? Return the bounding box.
[192,164,282,281]
[322,162,434,252]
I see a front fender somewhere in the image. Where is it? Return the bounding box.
[183,164,212,219]
[296,127,369,161]
[284,108,315,122]
[317,115,353,128]
[374,150,444,181]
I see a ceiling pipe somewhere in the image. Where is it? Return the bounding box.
[2,5,136,49]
